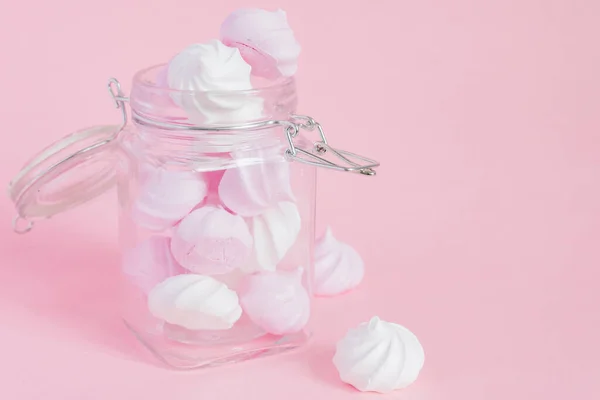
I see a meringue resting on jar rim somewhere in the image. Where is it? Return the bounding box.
[148,274,242,331]
[313,227,364,296]
[166,39,263,125]
[238,267,310,335]
[220,8,301,80]
[333,317,425,393]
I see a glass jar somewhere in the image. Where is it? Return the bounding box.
[7,65,379,369]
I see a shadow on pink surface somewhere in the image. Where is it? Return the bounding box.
[305,345,349,391]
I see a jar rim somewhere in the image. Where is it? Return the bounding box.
[132,64,296,96]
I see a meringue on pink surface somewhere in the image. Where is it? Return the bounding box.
[313,227,365,296]
[170,205,253,275]
[238,268,310,335]
[220,8,301,79]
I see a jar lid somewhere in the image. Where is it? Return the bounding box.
[7,125,122,233]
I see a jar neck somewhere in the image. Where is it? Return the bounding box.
[124,64,298,167]
[122,121,295,171]
[129,64,298,130]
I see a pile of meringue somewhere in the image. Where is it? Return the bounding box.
[120,7,424,394]
[122,7,367,335]
[122,9,307,335]
[164,8,301,125]
[125,153,310,334]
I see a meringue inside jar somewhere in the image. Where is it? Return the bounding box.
[118,65,316,369]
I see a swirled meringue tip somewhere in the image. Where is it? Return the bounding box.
[313,226,364,297]
[166,39,263,124]
[333,316,425,393]
[220,8,301,79]
[168,40,252,92]
[368,316,381,330]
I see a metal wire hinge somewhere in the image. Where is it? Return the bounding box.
[284,115,380,175]
[107,77,131,134]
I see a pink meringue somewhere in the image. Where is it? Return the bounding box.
[170,206,253,274]
[131,168,208,231]
[243,201,301,273]
[121,236,185,293]
[314,227,364,296]
[239,268,310,335]
[220,8,301,79]
[218,153,294,217]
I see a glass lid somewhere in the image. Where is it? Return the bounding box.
[7,125,122,233]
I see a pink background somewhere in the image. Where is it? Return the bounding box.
[1,0,599,398]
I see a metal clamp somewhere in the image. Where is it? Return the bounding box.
[107,78,129,132]
[284,115,379,175]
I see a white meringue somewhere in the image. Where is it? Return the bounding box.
[220,8,301,78]
[333,317,425,393]
[170,206,253,275]
[218,151,294,217]
[121,236,184,293]
[242,201,301,273]
[167,39,262,124]
[131,168,208,231]
[313,227,364,296]
[238,267,310,335]
[148,274,242,330]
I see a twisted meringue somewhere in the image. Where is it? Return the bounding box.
[148,274,242,330]
[170,206,253,275]
[243,201,301,273]
[167,39,262,124]
[121,236,184,293]
[219,152,294,217]
[131,168,207,231]
[220,8,301,79]
[239,268,310,335]
[333,317,425,393]
[313,227,364,296]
